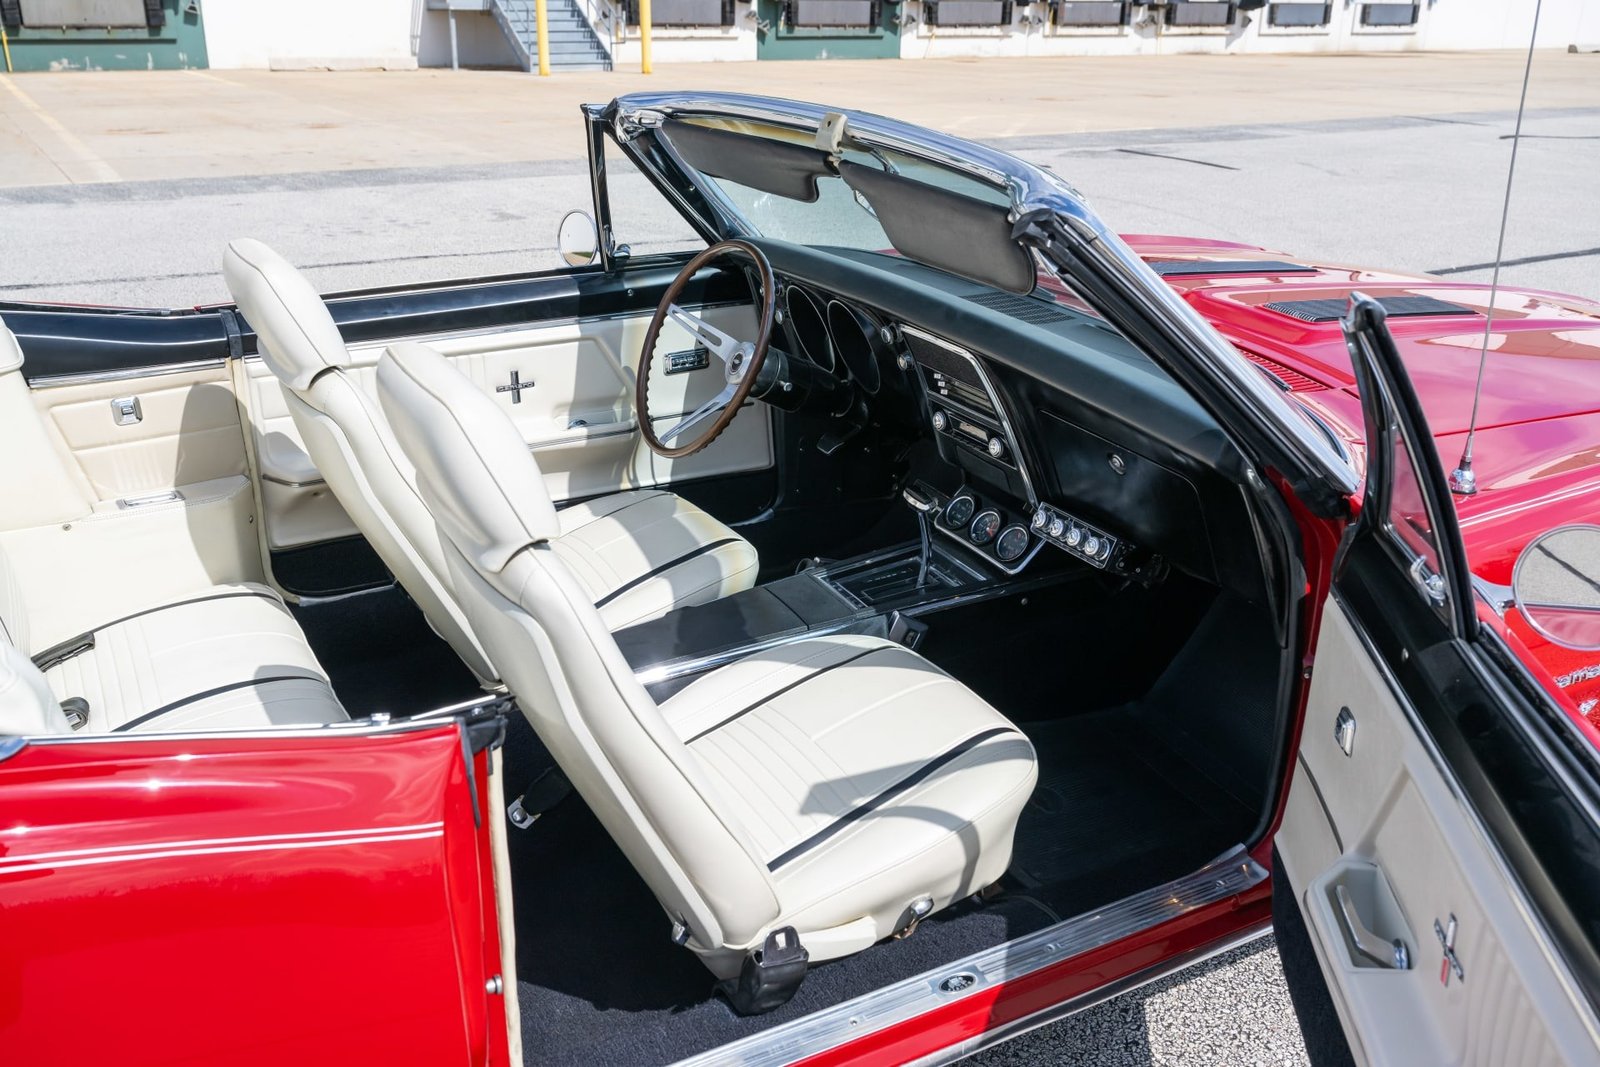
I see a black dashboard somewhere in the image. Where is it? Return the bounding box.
[761,239,1270,606]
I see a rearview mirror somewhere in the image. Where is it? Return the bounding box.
[557,210,600,267]
[1512,525,1600,650]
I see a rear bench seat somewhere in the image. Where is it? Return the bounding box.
[0,542,346,736]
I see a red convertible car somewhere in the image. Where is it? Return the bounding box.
[3,93,1599,1066]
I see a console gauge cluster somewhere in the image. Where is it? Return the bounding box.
[932,488,1036,574]
[1030,503,1128,571]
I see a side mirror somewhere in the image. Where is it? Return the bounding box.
[1512,525,1600,650]
[557,210,600,267]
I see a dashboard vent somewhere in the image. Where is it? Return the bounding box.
[1150,259,1317,277]
[1237,348,1327,392]
[965,290,1070,326]
[1263,295,1474,324]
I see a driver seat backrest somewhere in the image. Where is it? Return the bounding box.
[223,238,498,686]
[376,340,784,964]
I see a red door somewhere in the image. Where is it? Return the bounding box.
[0,719,511,1066]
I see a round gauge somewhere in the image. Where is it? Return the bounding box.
[995,524,1030,563]
[784,287,833,372]
[827,299,884,394]
[969,509,1002,546]
[943,493,976,530]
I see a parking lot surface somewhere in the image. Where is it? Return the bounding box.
[2,49,1595,1066]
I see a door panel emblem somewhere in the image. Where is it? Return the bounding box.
[496,370,532,404]
[1435,914,1465,986]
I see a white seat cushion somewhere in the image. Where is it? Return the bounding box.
[662,633,1038,950]
[39,583,347,733]
[551,490,760,631]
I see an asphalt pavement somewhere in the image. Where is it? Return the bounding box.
[1,52,1596,1067]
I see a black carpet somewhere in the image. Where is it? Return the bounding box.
[1008,712,1257,918]
[290,585,481,716]
[509,793,1053,1067]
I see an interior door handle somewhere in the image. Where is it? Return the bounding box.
[1336,884,1411,970]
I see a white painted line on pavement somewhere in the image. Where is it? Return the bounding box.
[0,75,120,184]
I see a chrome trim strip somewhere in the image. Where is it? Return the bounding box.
[671,845,1267,1067]
[900,324,1039,506]
[615,92,1358,496]
[904,922,1275,1067]
[1328,591,1600,1046]
[20,713,464,746]
[28,358,227,387]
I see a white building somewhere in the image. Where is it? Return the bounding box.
[193,0,1598,71]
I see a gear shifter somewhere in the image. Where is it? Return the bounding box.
[902,483,940,588]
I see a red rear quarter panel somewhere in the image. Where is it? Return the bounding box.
[0,725,504,1067]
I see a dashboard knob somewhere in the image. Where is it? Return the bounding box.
[1032,509,1047,530]
[1048,517,1065,539]
[1082,535,1101,557]
[1065,525,1082,547]
[931,411,948,432]
[987,437,1006,460]
[897,353,914,371]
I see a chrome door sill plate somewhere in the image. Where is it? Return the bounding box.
[674,844,1267,1067]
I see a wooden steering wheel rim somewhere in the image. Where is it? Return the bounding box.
[636,239,777,459]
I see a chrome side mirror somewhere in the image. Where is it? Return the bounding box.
[557,210,600,267]
[1512,524,1600,650]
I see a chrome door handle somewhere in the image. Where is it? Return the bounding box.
[1408,554,1447,606]
[1335,884,1410,970]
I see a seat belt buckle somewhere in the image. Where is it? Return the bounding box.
[59,697,90,731]
[717,926,809,1015]
[33,633,96,673]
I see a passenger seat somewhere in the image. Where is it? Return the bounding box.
[0,542,346,735]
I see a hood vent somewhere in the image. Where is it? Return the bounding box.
[965,290,1070,326]
[1238,348,1326,392]
[1264,295,1474,324]
[1151,259,1317,277]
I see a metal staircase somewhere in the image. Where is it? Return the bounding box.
[492,0,613,71]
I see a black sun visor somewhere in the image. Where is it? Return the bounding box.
[837,160,1035,295]
[665,119,832,203]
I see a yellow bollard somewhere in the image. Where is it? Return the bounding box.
[640,0,653,74]
[535,0,551,76]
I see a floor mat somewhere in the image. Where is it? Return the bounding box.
[510,794,1054,1067]
[1010,711,1258,918]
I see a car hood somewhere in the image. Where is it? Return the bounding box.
[1122,234,1600,438]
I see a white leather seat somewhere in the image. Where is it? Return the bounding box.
[0,543,346,736]
[223,238,760,686]
[376,339,1037,981]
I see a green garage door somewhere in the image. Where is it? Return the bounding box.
[1,0,207,71]
[755,0,901,60]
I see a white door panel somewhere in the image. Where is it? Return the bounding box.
[1279,598,1594,1067]
[29,365,248,504]
[1,361,263,643]
[246,303,773,549]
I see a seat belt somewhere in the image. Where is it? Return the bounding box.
[506,765,573,829]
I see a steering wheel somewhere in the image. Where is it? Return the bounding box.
[637,240,777,458]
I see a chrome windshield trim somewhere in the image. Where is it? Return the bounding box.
[612,92,1359,499]
[671,844,1267,1067]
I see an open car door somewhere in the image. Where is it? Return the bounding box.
[1273,294,1600,1065]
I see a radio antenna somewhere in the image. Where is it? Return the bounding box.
[1451,0,1543,496]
